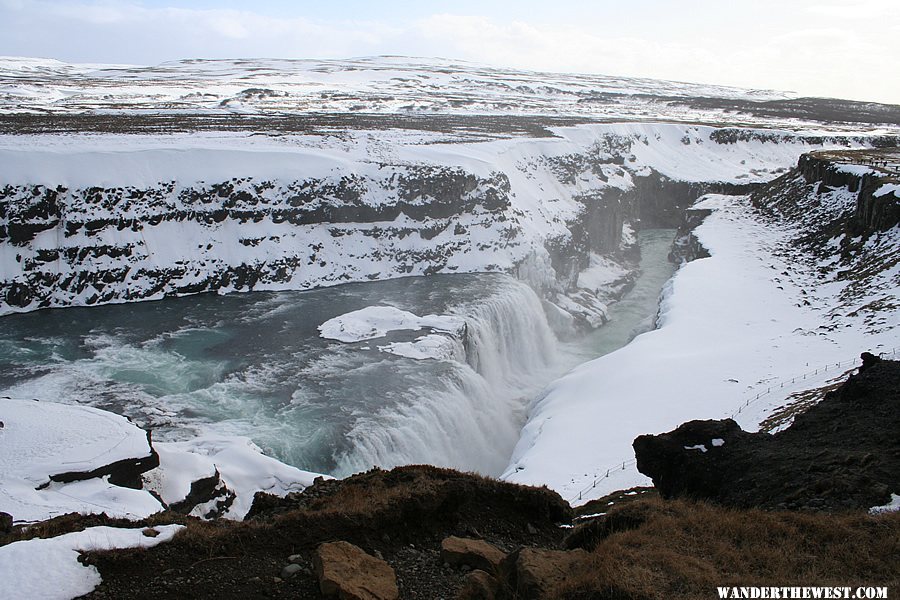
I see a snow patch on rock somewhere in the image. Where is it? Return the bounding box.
[319,306,465,343]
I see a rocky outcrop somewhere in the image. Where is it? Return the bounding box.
[630,170,759,229]
[668,206,712,264]
[797,152,867,192]
[776,149,899,235]
[633,358,900,511]
[855,173,900,233]
[0,512,11,535]
[47,431,159,490]
[313,541,399,600]
[166,469,236,519]
[440,536,505,574]
[501,547,590,600]
[633,419,752,500]
[749,149,899,334]
[0,167,519,312]
[458,569,500,600]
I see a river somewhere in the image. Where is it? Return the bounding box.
[0,230,676,478]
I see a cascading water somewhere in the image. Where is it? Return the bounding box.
[333,277,566,476]
[0,230,676,478]
[0,273,571,478]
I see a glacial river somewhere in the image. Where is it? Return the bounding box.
[0,230,676,477]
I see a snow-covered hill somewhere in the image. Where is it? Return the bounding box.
[2,56,899,130]
[0,55,790,117]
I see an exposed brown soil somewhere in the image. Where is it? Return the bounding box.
[67,486,900,600]
[0,113,589,137]
[75,466,571,599]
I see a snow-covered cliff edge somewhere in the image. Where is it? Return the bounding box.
[503,149,900,503]
[1,123,885,318]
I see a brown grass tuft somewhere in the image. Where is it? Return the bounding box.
[559,497,900,599]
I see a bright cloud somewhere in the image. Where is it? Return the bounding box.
[0,0,897,104]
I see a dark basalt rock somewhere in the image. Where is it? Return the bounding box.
[167,468,233,516]
[0,511,12,535]
[633,358,900,511]
[0,168,519,310]
[633,419,754,500]
[48,431,160,490]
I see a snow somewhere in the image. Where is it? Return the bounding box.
[869,493,900,515]
[141,443,218,507]
[0,398,161,523]
[684,445,708,453]
[577,252,630,294]
[834,164,881,177]
[0,398,152,483]
[318,305,466,343]
[574,512,607,520]
[0,398,323,523]
[874,183,899,198]
[0,56,808,128]
[0,525,183,600]
[503,193,899,504]
[0,142,357,188]
[711,438,725,447]
[378,334,462,361]
[148,435,325,520]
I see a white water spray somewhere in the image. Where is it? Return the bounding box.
[333,278,564,476]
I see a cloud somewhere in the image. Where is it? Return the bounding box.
[0,1,897,103]
[0,1,403,62]
[411,13,900,103]
[805,0,900,20]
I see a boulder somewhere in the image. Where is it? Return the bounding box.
[457,569,500,600]
[313,541,398,600]
[503,547,590,599]
[441,536,506,574]
[859,351,881,373]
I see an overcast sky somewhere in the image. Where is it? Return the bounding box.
[1,0,898,104]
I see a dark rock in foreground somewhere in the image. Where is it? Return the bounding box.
[634,357,900,511]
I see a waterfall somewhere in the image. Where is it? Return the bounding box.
[332,277,564,477]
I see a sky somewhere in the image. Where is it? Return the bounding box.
[0,0,898,104]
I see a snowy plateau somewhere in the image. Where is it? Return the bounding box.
[0,56,899,597]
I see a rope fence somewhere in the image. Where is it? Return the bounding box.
[725,347,897,421]
[566,346,898,504]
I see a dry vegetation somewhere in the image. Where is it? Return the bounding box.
[6,466,897,599]
[560,497,900,599]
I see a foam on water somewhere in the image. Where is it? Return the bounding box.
[0,231,676,478]
[332,277,566,476]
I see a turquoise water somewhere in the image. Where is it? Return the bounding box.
[0,230,675,477]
